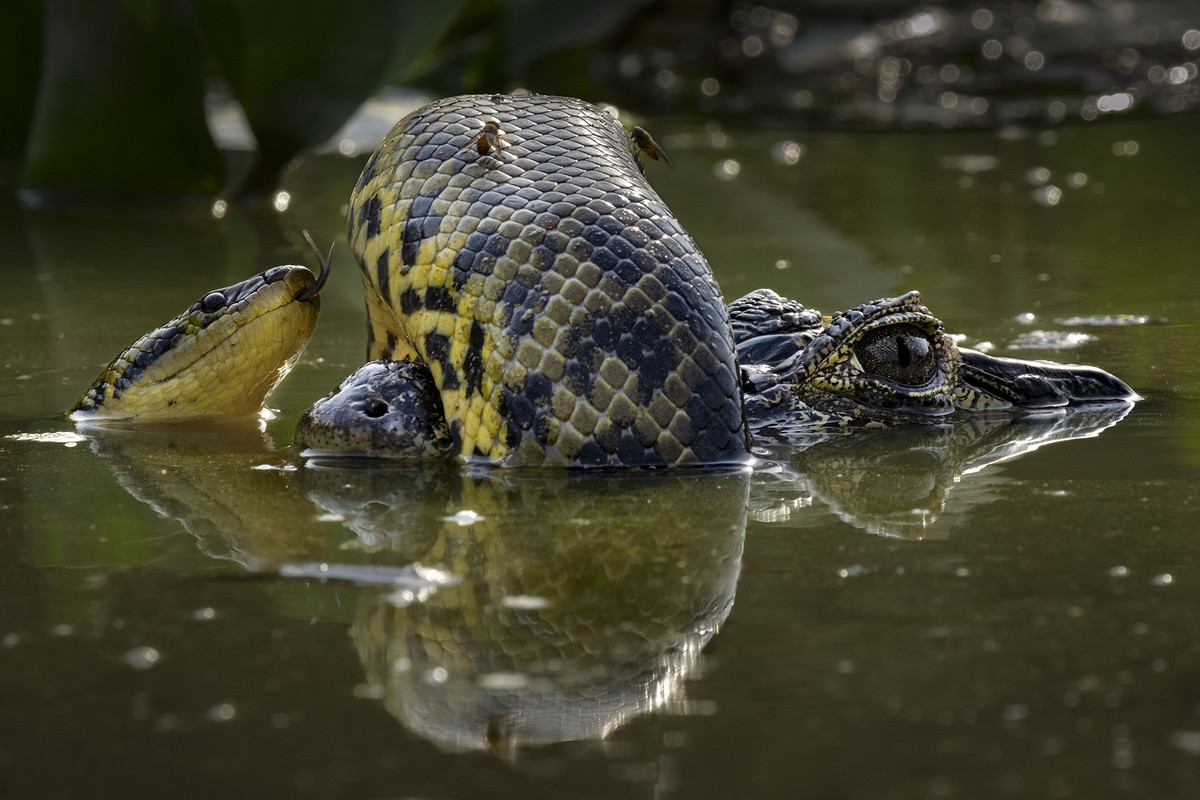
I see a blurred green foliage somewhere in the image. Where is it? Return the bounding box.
[6,0,651,200]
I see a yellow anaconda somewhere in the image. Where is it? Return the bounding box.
[346,94,748,467]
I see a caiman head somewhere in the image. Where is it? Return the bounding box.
[732,289,1138,426]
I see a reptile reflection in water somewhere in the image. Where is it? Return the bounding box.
[76,405,1127,752]
[749,405,1132,539]
[305,465,748,754]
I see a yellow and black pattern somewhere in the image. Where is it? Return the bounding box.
[348,94,749,467]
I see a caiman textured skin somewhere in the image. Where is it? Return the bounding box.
[347,93,749,467]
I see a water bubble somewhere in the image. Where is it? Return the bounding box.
[1002,703,1029,723]
[971,9,993,30]
[1014,312,1037,325]
[774,259,791,270]
[1167,66,1189,85]
[1008,330,1092,350]
[1153,573,1174,586]
[772,140,804,165]
[1171,731,1200,755]
[1025,167,1051,185]
[700,77,720,96]
[1109,565,1130,577]
[1184,30,1200,50]
[123,646,161,670]
[982,39,1003,60]
[1097,93,1134,114]
[208,702,237,722]
[618,53,642,78]
[1112,140,1139,156]
[424,667,449,685]
[1033,185,1062,206]
[501,595,551,610]
[273,191,291,212]
[352,683,385,700]
[1024,51,1045,71]
[443,509,484,527]
[713,159,741,180]
[477,672,530,690]
[1066,172,1088,188]
[211,199,228,219]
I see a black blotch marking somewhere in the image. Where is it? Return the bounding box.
[399,288,422,316]
[376,252,391,299]
[360,196,382,239]
[425,286,455,313]
[424,332,459,390]
[462,321,486,395]
[401,195,437,267]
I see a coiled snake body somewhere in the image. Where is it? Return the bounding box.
[345,94,748,467]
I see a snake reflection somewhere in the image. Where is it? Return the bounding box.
[77,406,1127,753]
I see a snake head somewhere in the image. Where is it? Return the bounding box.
[71,264,323,422]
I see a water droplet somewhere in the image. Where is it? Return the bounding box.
[477,672,530,690]
[501,595,551,610]
[1025,167,1051,185]
[123,646,161,670]
[1033,185,1062,206]
[352,683,385,700]
[208,702,237,722]
[771,140,804,165]
[443,509,484,526]
[713,159,741,180]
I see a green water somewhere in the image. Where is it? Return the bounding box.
[2,113,1199,799]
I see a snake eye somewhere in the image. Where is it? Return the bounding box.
[200,292,226,313]
[855,324,938,386]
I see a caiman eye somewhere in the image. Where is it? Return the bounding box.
[855,324,938,386]
[200,292,226,313]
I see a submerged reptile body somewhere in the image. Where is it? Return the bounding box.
[346,94,748,467]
